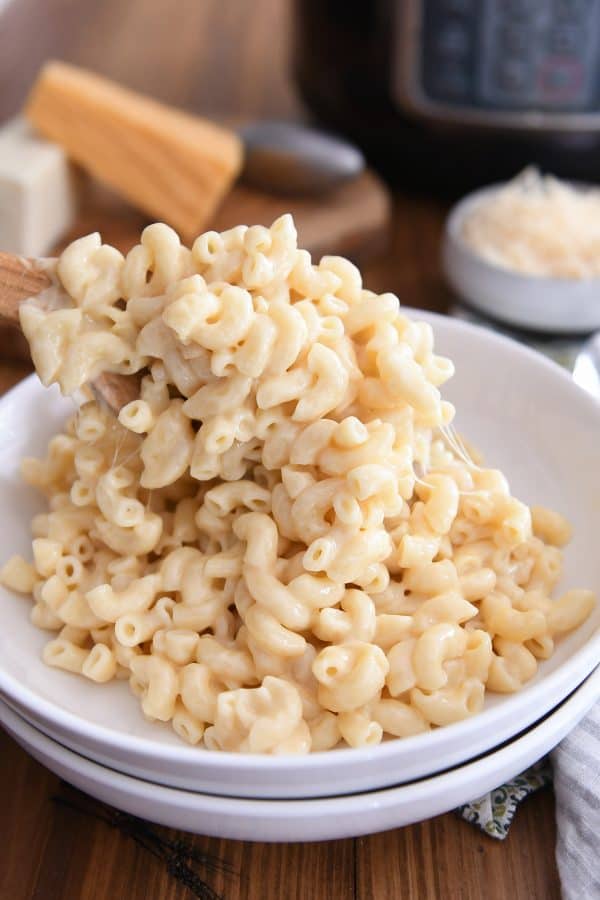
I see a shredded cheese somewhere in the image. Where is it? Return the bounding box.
[461,167,600,279]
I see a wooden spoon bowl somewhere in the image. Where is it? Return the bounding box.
[0,251,140,412]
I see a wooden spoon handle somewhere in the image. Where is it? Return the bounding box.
[0,252,53,323]
[0,250,138,414]
[90,371,142,412]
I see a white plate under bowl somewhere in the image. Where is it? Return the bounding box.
[2,666,599,842]
[443,184,600,334]
[1,313,600,798]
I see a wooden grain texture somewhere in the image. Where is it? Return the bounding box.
[0,0,300,124]
[56,165,391,266]
[215,169,391,263]
[0,728,560,900]
[0,1,561,899]
[355,792,561,900]
[0,360,32,393]
[0,251,51,321]
[26,61,244,241]
[0,324,31,365]
[0,250,139,413]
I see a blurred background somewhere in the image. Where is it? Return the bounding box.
[0,0,454,382]
[5,0,600,187]
[0,0,299,130]
[2,0,598,384]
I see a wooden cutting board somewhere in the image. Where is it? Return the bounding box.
[214,170,391,262]
[58,167,392,260]
[0,169,391,364]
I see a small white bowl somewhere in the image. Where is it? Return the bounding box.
[1,312,599,798]
[443,184,600,334]
[2,666,599,842]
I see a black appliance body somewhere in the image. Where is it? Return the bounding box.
[293,0,600,194]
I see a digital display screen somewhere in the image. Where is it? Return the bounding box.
[419,0,600,110]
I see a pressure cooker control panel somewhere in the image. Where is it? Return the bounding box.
[397,0,600,125]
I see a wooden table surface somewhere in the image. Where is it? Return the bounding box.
[0,1,561,898]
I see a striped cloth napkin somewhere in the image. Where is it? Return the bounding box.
[553,704,600,900]
[457,703,600,899]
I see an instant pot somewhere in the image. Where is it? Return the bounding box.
[293,0,600,193]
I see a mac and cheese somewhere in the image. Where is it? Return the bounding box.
[1,214,595,753]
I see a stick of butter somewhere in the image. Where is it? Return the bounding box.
[26,62,244,241]
[0,117,76,257]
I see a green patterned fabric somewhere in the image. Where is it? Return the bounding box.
[455,758,553,839]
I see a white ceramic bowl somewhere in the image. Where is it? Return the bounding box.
[2,666,599,842]
[1,312,599,798]
[443,184,600,334]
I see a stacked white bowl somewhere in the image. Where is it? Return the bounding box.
[442,182,600,334]
[2,313,600,842]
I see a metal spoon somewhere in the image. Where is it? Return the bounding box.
[239,121,365,196]
[573,332,600,400]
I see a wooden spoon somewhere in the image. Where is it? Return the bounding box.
[0,251,140,413]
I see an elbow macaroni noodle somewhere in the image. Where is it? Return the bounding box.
[1,214,596,753]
